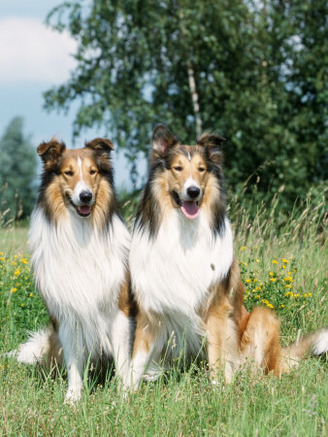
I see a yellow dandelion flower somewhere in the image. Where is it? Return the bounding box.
[241,261,248,266]
[270,278,276,282]
[240,246,246,252]
[285,284,292,289]
[14,255,17,259]
[256,286,262,291]
[255,294,260,299]
[282,259,289,263]
[266,303,274,309]
[253,278,258,283]
[303,293,308,298]
[256,259,260,263]
[272,260,278,264]
[308,293,312,297]
[10,288,17,293]
[282,265,286,269]
[11,261,17,266]
[14,268,20,276]
[0,251,4,255]
[20,258,28,265]
[245,279,252,283]
[20,304,25,307]
[294,293,300,298]
[29,293,34,298]
[0,257,5,261]
[279,304,285,309]
[269,272,274,277]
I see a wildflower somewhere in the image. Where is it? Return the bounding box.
[282,258,289,263]
[29,293,34,298]
[272,260,278,264]
[245,279,252,283]
[253,278,258,283]
[256,259,260,263]
[14,268,20,276]
[269,278,276,282]
[266,303,274,309]
[269,272,274,277]
[256,286,262,291]
[20,258,28,265]
[285,284,292,289]
[240,246,246,252]
[10,288,17,293]
[0,257,5,261]
[303,293,308,298]
[279,304,285,309]
[283,276,293,283]
[241,261,248,266]
[282,265,286,269]
[255,295,260,299]
[294,293,300,298]
[308,293,312,297]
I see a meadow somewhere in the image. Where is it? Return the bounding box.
[0,190,327,436]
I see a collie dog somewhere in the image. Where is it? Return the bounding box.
[14,138,134,403]
[126,124,328,390]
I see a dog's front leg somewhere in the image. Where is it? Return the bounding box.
[124,312,159,392]
[205,299,240,385]
[110,310,134,384]
[58,321,85,404]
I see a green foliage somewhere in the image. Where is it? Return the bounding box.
[0,117,37,223]
[44,0,328,207]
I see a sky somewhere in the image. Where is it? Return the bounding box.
[0,1,146,189]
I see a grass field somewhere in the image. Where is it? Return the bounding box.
[0,193,327,436]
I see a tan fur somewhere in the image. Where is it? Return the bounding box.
[118,272,135,318]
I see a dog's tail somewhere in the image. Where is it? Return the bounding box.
[7,325,63,367]
[240,306,328,375]
[281,327,328,371]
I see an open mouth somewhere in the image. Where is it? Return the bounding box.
[67,197,92,217]
[172,192,200,220]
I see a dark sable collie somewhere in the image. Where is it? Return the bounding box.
[14,138,134,403]
[125,124,328,390]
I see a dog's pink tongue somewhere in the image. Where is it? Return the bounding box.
[78,206,91,216]
[181,201,199,219]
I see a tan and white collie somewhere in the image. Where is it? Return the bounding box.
[14,138,134,403]
[126,124,328,390]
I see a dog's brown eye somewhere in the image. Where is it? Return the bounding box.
[199,167,206,172]
[173,166,183,172]
[90,169,97,175]
[64,170,73,177]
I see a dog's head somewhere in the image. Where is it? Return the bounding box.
[37,137,115,221]
[150,124,225,220]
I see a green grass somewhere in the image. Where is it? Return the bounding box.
[1,194,327,436]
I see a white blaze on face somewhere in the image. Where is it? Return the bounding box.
[180,177,202,219]
[72,157,92,206]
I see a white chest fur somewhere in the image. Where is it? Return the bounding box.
[130,210,233,316]
[29,208,130,321]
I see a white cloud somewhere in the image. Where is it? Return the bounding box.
[0,17,78,83]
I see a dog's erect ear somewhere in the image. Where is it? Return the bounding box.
[197,133,225,164]
[152,124,179,157]
[85,138,114,154]
[37,139,66,168]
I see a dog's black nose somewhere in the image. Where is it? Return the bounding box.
[187,186,200,199]
[79,190,92,203]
